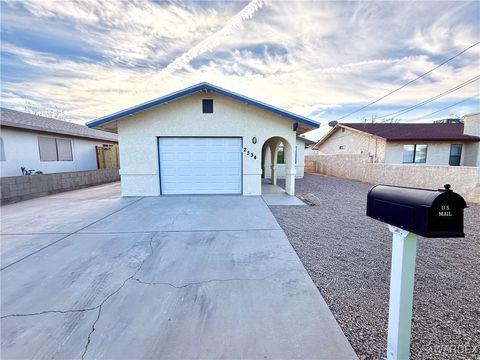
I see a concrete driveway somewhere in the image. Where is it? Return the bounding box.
[1,182,356,360]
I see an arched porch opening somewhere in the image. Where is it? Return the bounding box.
[261,136,296,195]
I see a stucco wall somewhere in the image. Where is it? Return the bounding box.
[0,169,120,205]
[312,154,480,203]
[384,142,473,165]
[316,127,386,162]
[117,91,299,196]
[0,127,116,177]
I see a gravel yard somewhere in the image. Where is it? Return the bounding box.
[271,174,480,360]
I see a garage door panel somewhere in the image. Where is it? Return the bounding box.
[159,137,242,195]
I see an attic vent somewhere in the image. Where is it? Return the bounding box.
[202,99,213,114]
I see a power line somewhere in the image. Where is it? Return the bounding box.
[334,40,480,121]
[378,75,480,120]
[406,94,480,121]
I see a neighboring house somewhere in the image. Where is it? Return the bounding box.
[0,108,118,177]
[314,115,480,166]
[87,82,319,196]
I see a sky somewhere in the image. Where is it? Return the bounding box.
[1,0,479,140]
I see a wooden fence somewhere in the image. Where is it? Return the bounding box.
[96,146,120,169]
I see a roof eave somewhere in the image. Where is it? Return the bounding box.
[86,83,320,131]
[0,121,118,142]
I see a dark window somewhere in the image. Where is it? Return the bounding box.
[449,144,462,166]
[277,144,285,164]
[202,99,213,113]
[403,144,427,163]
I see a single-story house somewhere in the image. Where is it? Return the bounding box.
[313,114,480,166]
[87,82,320,196]
[0,108,118,177]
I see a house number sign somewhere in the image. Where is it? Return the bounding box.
[243,147,256,159]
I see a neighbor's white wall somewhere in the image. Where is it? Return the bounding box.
[384,142,468,165]
[304,145,319,156]
[462,113,480,167]
[264,139,305,178]
[117,92,298,196]
[0,127,115,177]
[317,127,386,162]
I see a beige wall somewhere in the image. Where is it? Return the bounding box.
[316,127,386,163]
[312,154,480,203]
[462,113,480,166]
[117,91,299,196]
[386,142,453,165]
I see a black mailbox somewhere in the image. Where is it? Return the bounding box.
[367,184,467,238]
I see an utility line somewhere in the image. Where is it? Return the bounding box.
[406,94,479,121]
[378,75,480,120]
[333,40,480,121]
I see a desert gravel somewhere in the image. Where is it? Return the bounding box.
[270,174,480,360]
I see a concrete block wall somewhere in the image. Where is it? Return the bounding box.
[312,154,480,203]
[304,155,317,173]
[1,169,120,205]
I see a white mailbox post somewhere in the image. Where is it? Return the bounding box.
[387,226,417,360]
[366,184,467,360]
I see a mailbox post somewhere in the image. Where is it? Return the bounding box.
[367,184,467,360]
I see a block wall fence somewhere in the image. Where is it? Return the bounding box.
[305,155,480,203]
[1,169,120,205]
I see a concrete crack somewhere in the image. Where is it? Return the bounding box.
[1,233,158,321]
[80,232,158,360]
[132,268,303,289]
[1,307,99,319]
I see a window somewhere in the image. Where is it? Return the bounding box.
[339,145,345,150]
[202,99,213,113]
[403,144,427,163]
[449,144,462,166]
[277,144,285,164]
[0,137,5,161]
[38,137,73,161]
[56,139,73,161]
[38,137,58,161]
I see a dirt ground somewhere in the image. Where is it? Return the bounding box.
[271,174,480,360]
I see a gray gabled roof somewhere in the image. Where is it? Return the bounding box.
[0,107,117,142]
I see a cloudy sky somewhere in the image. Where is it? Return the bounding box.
[1,0,479,139]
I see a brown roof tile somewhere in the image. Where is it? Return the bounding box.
[342,122,480,142]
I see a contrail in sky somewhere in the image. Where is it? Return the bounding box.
[139,0,266,90]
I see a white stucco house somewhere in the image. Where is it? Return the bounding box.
[314,115,480,166]
[87,82,320,196]
[0,108,118,177]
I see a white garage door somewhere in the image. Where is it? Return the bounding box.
[158,137,242,195]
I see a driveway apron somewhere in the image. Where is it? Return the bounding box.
[1,184,357,359]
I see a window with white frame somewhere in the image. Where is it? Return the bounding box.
[403,144,427,163]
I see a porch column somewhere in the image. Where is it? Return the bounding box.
[285,167,296,195]
[271,165,277,185]
[269,143,278,185]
